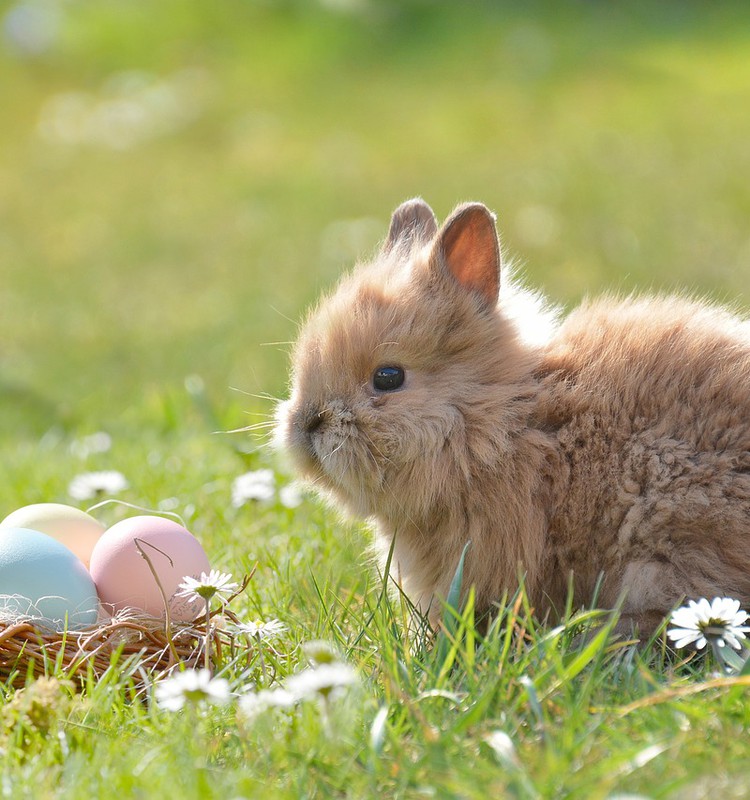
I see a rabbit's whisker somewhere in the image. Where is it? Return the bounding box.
[229,387,282,403]
[322,438,348,462]
[224,420,276,434]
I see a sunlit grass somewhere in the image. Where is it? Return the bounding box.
[2,496,749,800]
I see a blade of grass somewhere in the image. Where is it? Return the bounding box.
[433,541,471,673]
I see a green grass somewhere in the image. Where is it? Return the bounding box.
[3,0,750,796]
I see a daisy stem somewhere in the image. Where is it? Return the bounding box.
[709,639,725,671]
[204,598,211,673]
[256,632,267,686]
[87,498,187,528]
[319,694,333,737]
[133,537,180,666]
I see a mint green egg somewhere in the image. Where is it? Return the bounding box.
[0,527,99,630]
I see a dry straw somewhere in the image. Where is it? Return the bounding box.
[0,575,253,690]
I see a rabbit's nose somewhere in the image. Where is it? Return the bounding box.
[299,407,329,434]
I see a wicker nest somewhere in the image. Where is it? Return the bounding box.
[0,576,253,690]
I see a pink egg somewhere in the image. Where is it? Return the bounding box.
[89,515,210,621]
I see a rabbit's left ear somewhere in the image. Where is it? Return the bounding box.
[433,202,501,309]
[382,197,438,255]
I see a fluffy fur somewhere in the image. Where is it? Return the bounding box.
[276,198,750,636]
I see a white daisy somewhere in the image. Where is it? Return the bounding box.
[484,730,521,768]
[154,668,230,711]
[302,639,340,665]
[237,688,296,720]
[285,662,359,701]
[279,483,303,509]
[231,469,275,507]
[69,431,112,458]
[68,470,128,501]
[668,597,750,650]
[233,618,287,640]
[175,570,239,605]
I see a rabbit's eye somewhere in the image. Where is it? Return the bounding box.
[373,366,405,392]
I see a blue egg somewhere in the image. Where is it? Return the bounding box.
[0,527,99,631]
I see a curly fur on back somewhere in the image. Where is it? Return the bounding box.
[276,198,750,636]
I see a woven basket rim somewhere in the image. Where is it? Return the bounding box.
[0,574,254,689]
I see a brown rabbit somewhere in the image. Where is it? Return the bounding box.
[275,198,750,638]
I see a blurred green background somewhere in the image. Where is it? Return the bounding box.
[2,0,750,444]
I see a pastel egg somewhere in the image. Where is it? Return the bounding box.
[0,527,99,631]
[89,515,210,621]
[0,503,105,566]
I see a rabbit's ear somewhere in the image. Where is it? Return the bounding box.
[434,203,500,309]
[382,198,438,255]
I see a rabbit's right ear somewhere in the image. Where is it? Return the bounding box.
[382,198,438,255]
[432,202,500,310]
